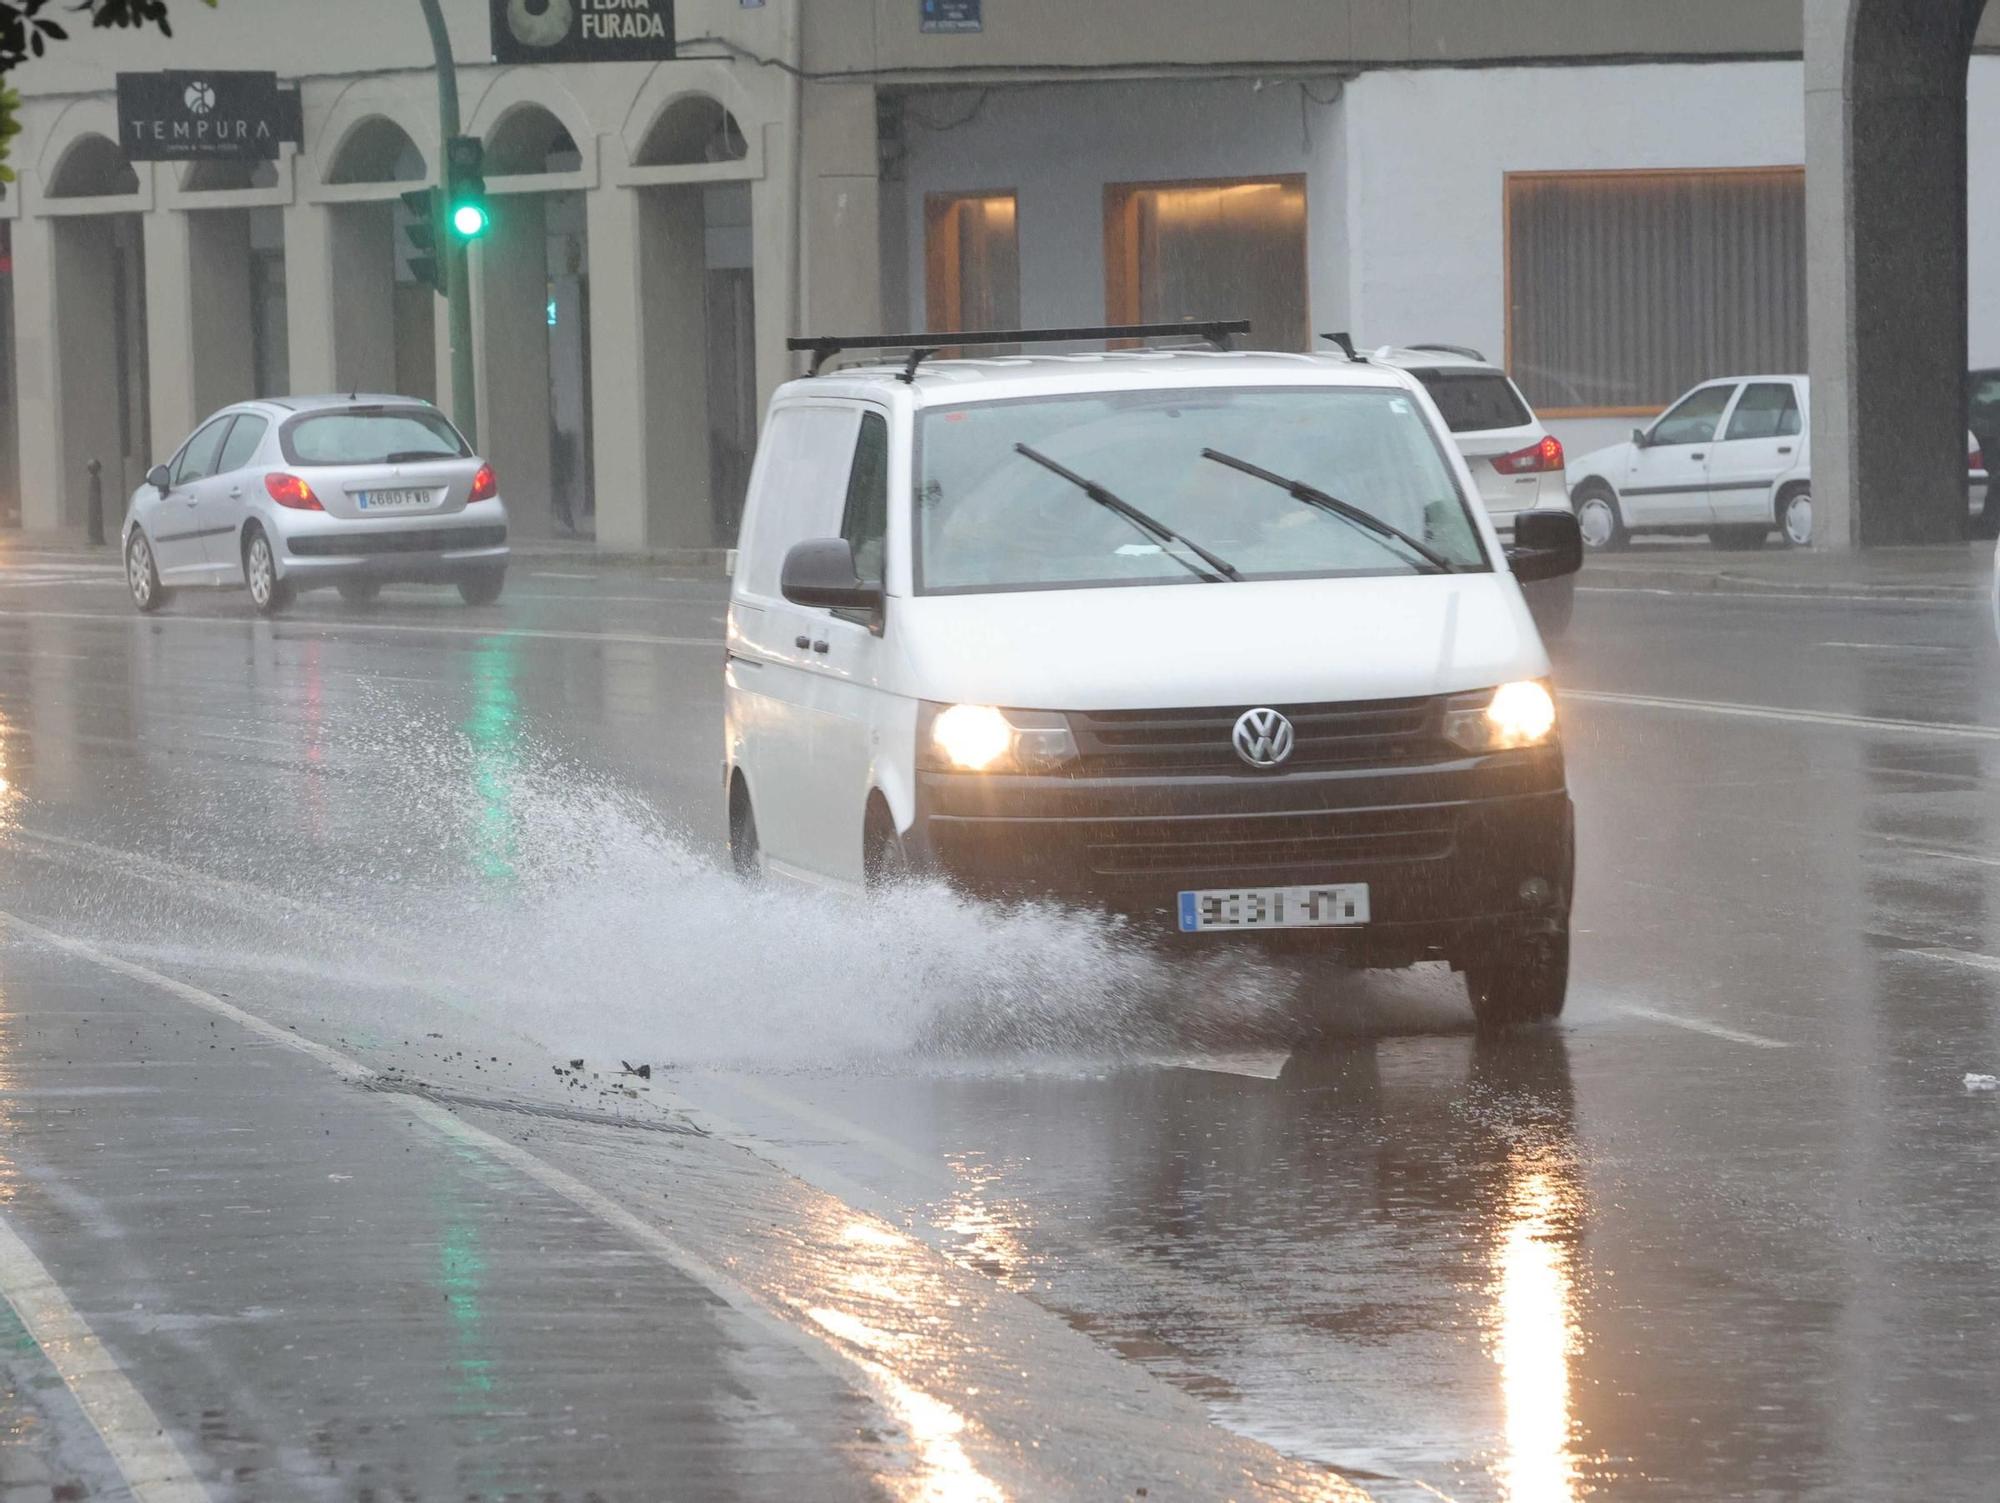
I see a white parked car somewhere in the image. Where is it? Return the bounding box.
[1567,375,1988,550]
[725,331,1585,1028]
[1373,344,1573,631]
[123,394,509,615]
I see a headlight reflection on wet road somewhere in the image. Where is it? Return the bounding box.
[794,1219,1006,1503]
[1491,1151,1586,1503]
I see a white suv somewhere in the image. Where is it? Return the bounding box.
[1370,347,1572,529]
[1372,346,1574,633]
[724,332,1585,1028]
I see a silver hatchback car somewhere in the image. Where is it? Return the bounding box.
[123,394,510,615]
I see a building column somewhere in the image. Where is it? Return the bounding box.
[143,201,199,460]
[636,186,711,550]
[584,151,646,550]
[1804,0,1984,547]
[471,193,556,539]
[283,198,338,395]
[10,208,65,533]
[798,82,881,342]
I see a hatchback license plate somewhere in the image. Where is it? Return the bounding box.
[355,489,429,510]
[1178,884,1370,933]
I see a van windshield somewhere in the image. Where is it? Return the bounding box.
[915,386,1488,594]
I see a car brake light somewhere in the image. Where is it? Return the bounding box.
[469,463,498,503]
[1973,447,1985,473]
[1492,435,1566,476]
[263,473,322,510]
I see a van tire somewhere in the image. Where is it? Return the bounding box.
[863,801,913,890]
[1572,484,1628,551]
[729,781,763,882]
[1464,930,1568,1030]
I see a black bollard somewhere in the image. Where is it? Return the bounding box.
[85,459,106,547]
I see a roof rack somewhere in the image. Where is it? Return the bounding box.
[1406,343,1487,362]
[788,320,1253,380]
[1320,332,1368,364]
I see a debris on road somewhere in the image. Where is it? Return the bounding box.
[1965,1073,1998,1091]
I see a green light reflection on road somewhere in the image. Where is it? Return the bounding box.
[463,639,522,885]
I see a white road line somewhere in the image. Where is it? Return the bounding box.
[1874,836,2000,869]
[527,570,598,579]
[1909,947,2000,976]
[1577,584,1970,607]
[0,1214,211,1503]
[1165,1051,1293,1080]
[1620,1005,1792,1049]
[0,606,719,649]
[1565,688,2000,742]
[1816,641,1960,653]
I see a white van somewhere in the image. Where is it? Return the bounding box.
[724,329,1585,1027]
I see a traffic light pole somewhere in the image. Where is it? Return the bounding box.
[417,0,477,446]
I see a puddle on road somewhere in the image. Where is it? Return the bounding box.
[10,706,1441,1071]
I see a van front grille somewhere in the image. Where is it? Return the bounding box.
[1069,697,1445,775]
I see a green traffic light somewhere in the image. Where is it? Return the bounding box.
[451,201,490,238]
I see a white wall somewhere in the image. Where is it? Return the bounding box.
[897,60,2000,457]
[894,77,1345,337]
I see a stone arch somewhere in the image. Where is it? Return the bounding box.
[309,85,437,190]
[467,72,592,176]
[622,66,762,169]
[323,115,427,185]
[632,93,747,167]
[44,133,140,198]
[1803,0,1990,546]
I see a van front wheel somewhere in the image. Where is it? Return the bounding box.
[1464,929,1568,1030]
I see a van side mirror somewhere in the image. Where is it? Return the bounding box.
[780,538,884,616]
[147,464,171,493]
[1630,427,1648,449]
[1507,510,1584,583]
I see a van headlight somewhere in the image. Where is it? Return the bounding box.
[920,703,1079,773]
[1443,680,1558,752]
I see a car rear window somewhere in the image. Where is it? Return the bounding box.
[1411,370,1533,433]
[281,408,469,466]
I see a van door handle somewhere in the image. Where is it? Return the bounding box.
[1777,446,1793,455]
[1690,452,1706,462]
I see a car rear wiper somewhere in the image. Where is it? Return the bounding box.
[1013,443,1242,582]
[1200,447,1460,574]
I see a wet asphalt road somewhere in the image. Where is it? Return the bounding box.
[1,551,1998,1501]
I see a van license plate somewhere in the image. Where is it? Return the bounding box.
[1177,884,1370,933]
[356,489,428,510]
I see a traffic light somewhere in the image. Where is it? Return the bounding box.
[445,135,489,240]
[399,187,448,296]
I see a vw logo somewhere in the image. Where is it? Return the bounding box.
[183,81,215,116]
[1232,708,1295,769]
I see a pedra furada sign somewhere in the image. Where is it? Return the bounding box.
[491,0,676,64]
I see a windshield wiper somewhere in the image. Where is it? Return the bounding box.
[1200,447,1460,574]
[1013,443,1242,582]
